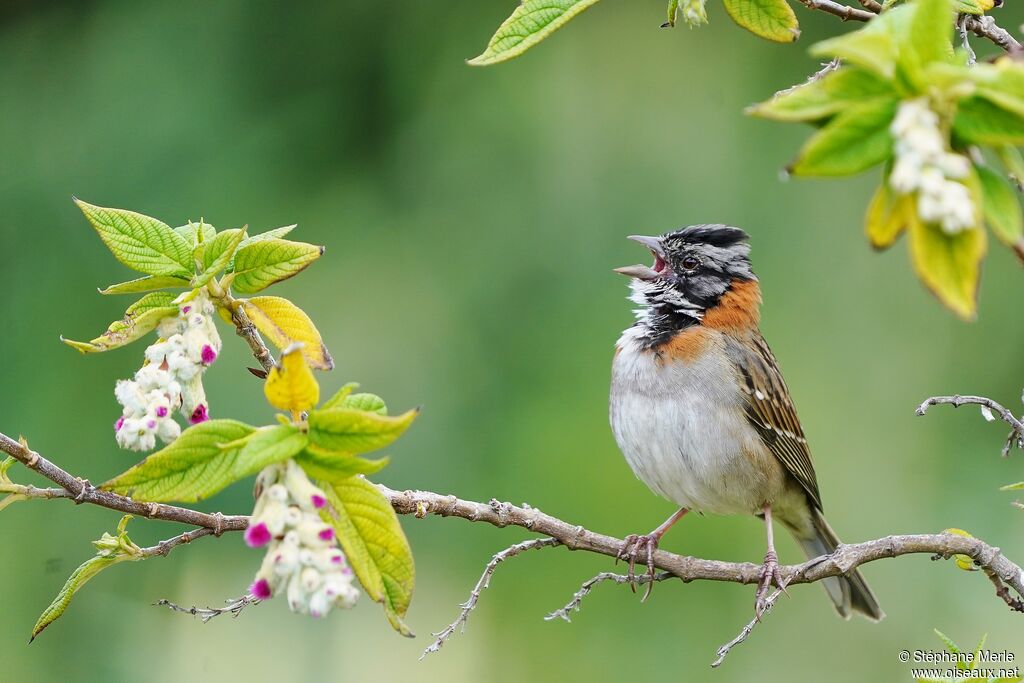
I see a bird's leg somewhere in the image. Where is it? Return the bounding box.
[617,507,688,601]
[755,503,787,620]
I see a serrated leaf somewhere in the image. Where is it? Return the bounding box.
[954,97,1024,146]
[243,296,333,370]
[809,8,902,80]
[101,420,277,503]
[935,628,963,656]
[264,344,320,415]
[62,292,179,353]
[865,181,914,249]
[307,407,418,455]
[99,275,191,295]
[230,239,323,294]
[75,200,193,277]
[468,0,602,67]
[790,98,898,176]
[976,164,1024,249]
[722,0,798,43]
[909,211,986,321]
[320,476,414,636]
[903,0,953,86]
[199,228,247,278]
[174,221,216,247]
[229,225,296,270]
[748,67,894,122]
[31,553,127,641]
[298,448,390,483]
[321,382,388,415]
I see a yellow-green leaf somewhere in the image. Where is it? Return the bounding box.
[264,344,320,414]
[468,0,602,67]
[199,228,248,279]
[75,199,193,278]
[31,553,126,641]
[101,420,279,503]
[943,528,978,571]
[722,0,799,43]
[243,296,334,371]
[954,97,1024,146]
[790,98,898,177]
[307,407,418,455]
[230,239,323,294]
[297,448,390,483]
[61,292,179,353]
[321,476,414,636]
[865,182,914,249]
[908,212,986,321]
[748,67,894,122]
[976,164,1024,250]
[98,275,191,295]
[809,8,903,80]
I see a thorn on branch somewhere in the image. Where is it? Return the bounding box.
[421,538,560,660]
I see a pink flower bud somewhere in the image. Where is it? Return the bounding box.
[200,344,217,365]
[250,578,272,600]
[189,404,209,424]
[311,494,327,509]
[114,417,125,432]
[244,522,272,548]
[155,406,168,418]
[318,527,335,542]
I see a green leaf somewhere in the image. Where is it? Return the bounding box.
[243,296,334,370]
[75,200,193,277]
[664,0,679,27]
[468,0,602,67]
[935,628,962,656]
[98,275,191,295]
[954,97,1024,146]
[99,420,306,503]
[229,225,296,270]
[969,60,1024,119]
[307,407,418,455]
[809,8,903,80]
[1000,481,1024,491]
[909,210,986,320]
[32,554,123,641]
[903,0,953,84]
[174,221,216,247]
[321,382,389,415]
[62,292,179,353]
[951,0,994,13]
[722,0,799,43]
[297,449,390,483]
[198,228,247,279]
[790,98,898,176]
[976,164,1024,249]
[320,476,414,636]
[31,517,141,642]
[996,146,1024,191]
[230,239,323,294]
[748,66,894,122]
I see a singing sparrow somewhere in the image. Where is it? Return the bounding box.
[609,225,883,620]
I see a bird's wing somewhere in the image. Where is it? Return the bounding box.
[727,332,823,511]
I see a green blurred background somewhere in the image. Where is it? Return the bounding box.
[2,2,1023,681]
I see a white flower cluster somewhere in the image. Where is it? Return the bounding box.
[114,293,221,451]
[246,461,359,618]
[889,98,975,235]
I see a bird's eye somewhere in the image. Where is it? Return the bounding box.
[680,255,700,271]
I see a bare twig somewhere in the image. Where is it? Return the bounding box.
[421,538,561,658]
[154,595,260,623]
[712,586,786,668]
[963,14,1022,53]
[544,571,670,623]
[225,297,276,375]
[855,0,882,11]
[916,394,1024,457]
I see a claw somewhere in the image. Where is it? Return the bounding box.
[618,533,659,600]
[754,549,786,620]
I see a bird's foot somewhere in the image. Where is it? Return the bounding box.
[617,533,659,601]
[754,549,787,620]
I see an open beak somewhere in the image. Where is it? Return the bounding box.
[614,235,668,281]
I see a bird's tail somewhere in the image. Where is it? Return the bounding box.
[795,508,884,621]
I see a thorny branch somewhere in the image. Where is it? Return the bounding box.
[154,595,261,623]
[2,316,1022,665]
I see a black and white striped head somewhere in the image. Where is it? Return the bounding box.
[615,224,755,322]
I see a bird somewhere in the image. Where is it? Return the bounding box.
[609,225,883,621]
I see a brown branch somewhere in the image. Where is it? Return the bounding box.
[154,595,260,622]
[796,0,874,22]
[224,297,276,375]
[964,14,1022,53]
[916,393,1024,458]
[0,432,247,533]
